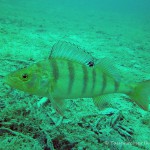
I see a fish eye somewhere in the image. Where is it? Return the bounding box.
[22,73,29,81]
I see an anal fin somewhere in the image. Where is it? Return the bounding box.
[93,95,114,110]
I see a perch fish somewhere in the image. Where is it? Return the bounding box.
[4,41,150,114]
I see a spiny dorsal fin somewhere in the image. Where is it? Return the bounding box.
[95,58,121,82]
[49,41,95,66]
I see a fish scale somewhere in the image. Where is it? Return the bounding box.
[50,58,128,98]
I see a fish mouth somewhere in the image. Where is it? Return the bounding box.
[4,74,19,88]
[4,74,28,92]
[3,75,10,84]
[4,75,14,87]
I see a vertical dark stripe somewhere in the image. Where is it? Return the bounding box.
[101,72,106,94]
[91,68,96,94]
[82,65,88,94]
[114,80,119,92]
[68,61,75,94]
[51,59,59,81]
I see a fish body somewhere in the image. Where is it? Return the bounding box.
[5,58,130,99]
[4,41,150,114]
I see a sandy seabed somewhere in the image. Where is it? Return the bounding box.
[0,1,150,150]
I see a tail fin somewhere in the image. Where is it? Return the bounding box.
[128,80,150,111]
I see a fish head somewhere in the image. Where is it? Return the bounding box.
[4,63,46,95]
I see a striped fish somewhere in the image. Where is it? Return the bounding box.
[4,41,150,115]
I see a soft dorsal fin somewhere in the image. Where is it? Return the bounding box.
[49,41,95,66]
[95,58,121,82]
